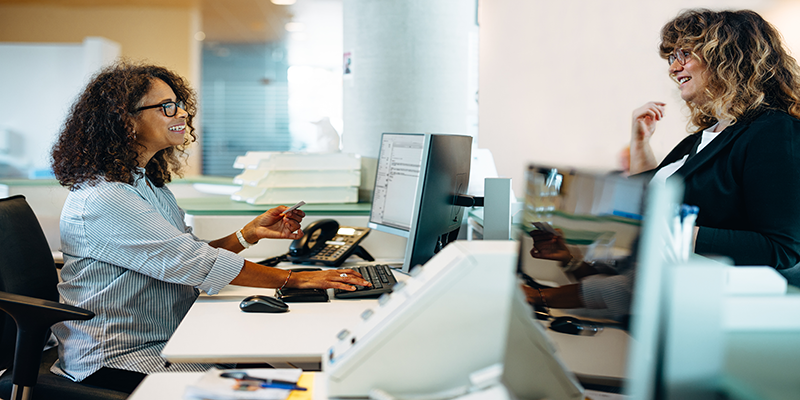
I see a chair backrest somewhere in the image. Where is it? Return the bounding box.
[0,195,60,370]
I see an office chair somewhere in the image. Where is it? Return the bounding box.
[0,195,128,400]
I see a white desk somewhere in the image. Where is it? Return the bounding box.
[545,323,629,387]
[161,279,384,365]
[132,331,800,400]
[718,331,800,399]
[162,268,630,384]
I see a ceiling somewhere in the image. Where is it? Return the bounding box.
[0,0,293,43]
[199,0,292,43]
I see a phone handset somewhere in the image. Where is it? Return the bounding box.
[290,219,340,258]
[287,219,373,267]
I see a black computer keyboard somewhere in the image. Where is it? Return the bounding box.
[334,264,398,299]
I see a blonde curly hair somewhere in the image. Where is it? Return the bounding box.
[659,9,800,130]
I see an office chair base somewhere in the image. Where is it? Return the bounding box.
[11,384,32,400]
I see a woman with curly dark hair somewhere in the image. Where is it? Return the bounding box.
[630,9,800,278]
[48,61,369,393]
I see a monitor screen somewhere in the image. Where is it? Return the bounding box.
[402,133,472,273]
[369,133,426,237]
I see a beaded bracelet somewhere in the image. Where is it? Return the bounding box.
[536,287,549,308]
[279,270,293,291]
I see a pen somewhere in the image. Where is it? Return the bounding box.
[672,210,683,262]
[680,205,699,260]
[219,371,298,386]
[259,382,308,391]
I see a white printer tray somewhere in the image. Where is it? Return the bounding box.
[231,186,358,204]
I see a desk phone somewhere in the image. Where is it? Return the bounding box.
[287,219,374,267]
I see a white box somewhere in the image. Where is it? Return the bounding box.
[233,152,361,171]
[233,186,359,205]
[724,266,787,295]
[233,169,361,188]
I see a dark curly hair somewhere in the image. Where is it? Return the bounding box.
[659,9,800,130]
[51,60,198,189]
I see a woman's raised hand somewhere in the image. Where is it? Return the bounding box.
[629,101,666,174]
[631,101,666,143]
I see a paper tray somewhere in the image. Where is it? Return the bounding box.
[233,152,361,171]
[231,186,358,204]
[233,169,361,188]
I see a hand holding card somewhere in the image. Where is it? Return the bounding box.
[531,221,560,236]
[280,201,306,216]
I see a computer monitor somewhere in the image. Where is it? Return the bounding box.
[402,134,472,272]
[369,132,473,273]
[624,178,682,399]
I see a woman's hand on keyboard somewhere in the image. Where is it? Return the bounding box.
[289,269,372,291]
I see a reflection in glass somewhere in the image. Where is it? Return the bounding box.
[518,165,648,323]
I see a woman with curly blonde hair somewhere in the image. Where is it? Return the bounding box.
[48,61,369,393]
[630,9,800,277]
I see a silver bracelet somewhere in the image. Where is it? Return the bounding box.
[236,229,255,249]
[562,257,584,272]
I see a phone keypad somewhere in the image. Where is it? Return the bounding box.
[307,227,369,263]
[314,243,351,261]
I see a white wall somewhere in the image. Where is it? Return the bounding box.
[478,0,795,196]
[0,37,120,177]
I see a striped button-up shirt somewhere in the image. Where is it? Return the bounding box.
[51,171,244,381]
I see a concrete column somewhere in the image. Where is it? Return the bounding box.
[342,0,478,198]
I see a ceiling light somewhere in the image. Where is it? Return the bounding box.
[285,22,305,32]
[271,0,296,5]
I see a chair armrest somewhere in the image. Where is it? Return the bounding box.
[0,292,93,320]
[0,291,94,388]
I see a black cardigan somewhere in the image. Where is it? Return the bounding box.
[648,109,800,270]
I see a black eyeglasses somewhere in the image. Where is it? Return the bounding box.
[668,48,692,66]
[137,100,185,117]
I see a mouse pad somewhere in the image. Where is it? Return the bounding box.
[276,288,330,303]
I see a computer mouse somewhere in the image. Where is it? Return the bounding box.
[239,295,289,313]
[548,316,602,336]
[549,316,582,335]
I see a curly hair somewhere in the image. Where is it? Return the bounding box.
[51,61,197,189]
[659,9,800,130]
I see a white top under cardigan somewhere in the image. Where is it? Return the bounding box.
[651,123,723,184]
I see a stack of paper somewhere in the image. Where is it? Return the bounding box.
[230,152,361,205]
[184,367,303,400]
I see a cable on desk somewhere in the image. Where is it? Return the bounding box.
[256,253,290,267]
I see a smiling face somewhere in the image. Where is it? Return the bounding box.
[132,78,188,167]
[669,49,709,106]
